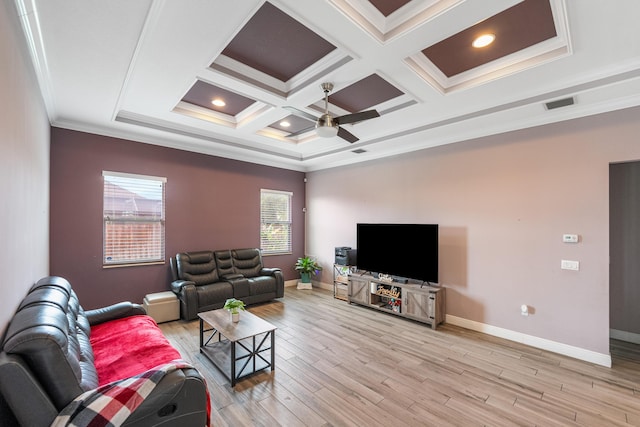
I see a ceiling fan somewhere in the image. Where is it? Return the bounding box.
[284,82,380,143]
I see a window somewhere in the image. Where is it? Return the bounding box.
[103,171,166,266]
[260,189,292,254]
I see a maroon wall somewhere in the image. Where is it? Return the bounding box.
[50,127,305,309]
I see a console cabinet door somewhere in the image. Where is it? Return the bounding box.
[349,277,369,305]
[404,289,431,323]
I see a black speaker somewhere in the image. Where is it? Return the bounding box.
[336,249,357,266]
[346,249,357,266]
[335,246,351,257]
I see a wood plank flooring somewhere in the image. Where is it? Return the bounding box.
[160,287,640,426]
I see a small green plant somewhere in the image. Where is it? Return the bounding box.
[223,298,246,314]
[294,256,322,275]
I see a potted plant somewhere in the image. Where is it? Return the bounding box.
[295,256,322,289]
[223,298,246,322]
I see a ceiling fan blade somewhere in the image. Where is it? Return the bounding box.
[337,126,359,143]
[335,109,380,125]
[283,106,318,122]
[285,125,316,138]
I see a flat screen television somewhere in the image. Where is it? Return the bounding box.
[356,223,438,284]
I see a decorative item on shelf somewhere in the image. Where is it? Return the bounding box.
[223,298,246,322]
[376,285,400,298]
[377,273,393,282]
[389,298,401,312]
[334,264,350,281]
[295,256,322,290]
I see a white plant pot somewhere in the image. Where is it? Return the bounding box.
[231,311,240,323]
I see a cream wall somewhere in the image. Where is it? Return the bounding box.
[0,2,50,333]
[305,106,640,362]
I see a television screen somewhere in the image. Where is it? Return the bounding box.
[356,223,438,284]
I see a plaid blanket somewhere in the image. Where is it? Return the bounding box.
[51,360,208,427]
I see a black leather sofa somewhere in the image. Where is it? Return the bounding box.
[0,276,208,427]
[170,248,284,321]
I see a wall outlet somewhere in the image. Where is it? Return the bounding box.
[563,234,579,243]
[561,260,580,271]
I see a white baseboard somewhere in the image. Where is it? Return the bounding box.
[446,315,612,368]
[315,281,332,291]
[610,328,640,344]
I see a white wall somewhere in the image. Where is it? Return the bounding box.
[0,1,50,333]
[306,106,640,363]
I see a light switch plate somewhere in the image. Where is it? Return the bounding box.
[561,260,579,271]
[563,234,579,243]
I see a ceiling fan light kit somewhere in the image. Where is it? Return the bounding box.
[285,82,380,143]
[316,122,339,137]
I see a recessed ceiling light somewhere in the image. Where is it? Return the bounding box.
[280,121,290,127]
[211,98,226,107]
[472,33,495,48]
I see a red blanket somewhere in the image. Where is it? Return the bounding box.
[90,315,181,385]
[90,315,210,425]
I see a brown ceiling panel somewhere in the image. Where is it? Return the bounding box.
[422,0,556,77]
[268,114,314,133]
[330,74,404,112]
[181,80,255,115]
[368,0,412,17]
[220,2,336,82]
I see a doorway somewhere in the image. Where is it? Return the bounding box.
[610,161,640,361]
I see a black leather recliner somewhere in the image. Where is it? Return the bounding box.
[0,276,208,427]
[170,248,284,321]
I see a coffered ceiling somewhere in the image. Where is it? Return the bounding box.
[14,0,640,171]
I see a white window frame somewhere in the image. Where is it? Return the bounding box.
[102,171,166,267]
[260,189,293,255]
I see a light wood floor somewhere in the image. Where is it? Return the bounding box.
[160,287,640,426]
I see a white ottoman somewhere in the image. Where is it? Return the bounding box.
[143,291,179,323]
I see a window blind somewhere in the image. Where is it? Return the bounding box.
[103,171,166,266]
[260,189,292,254]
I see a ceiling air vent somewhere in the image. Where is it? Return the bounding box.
[545,97,574,110]
[352,149,367,154]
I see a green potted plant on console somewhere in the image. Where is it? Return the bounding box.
[294,256,322,290]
